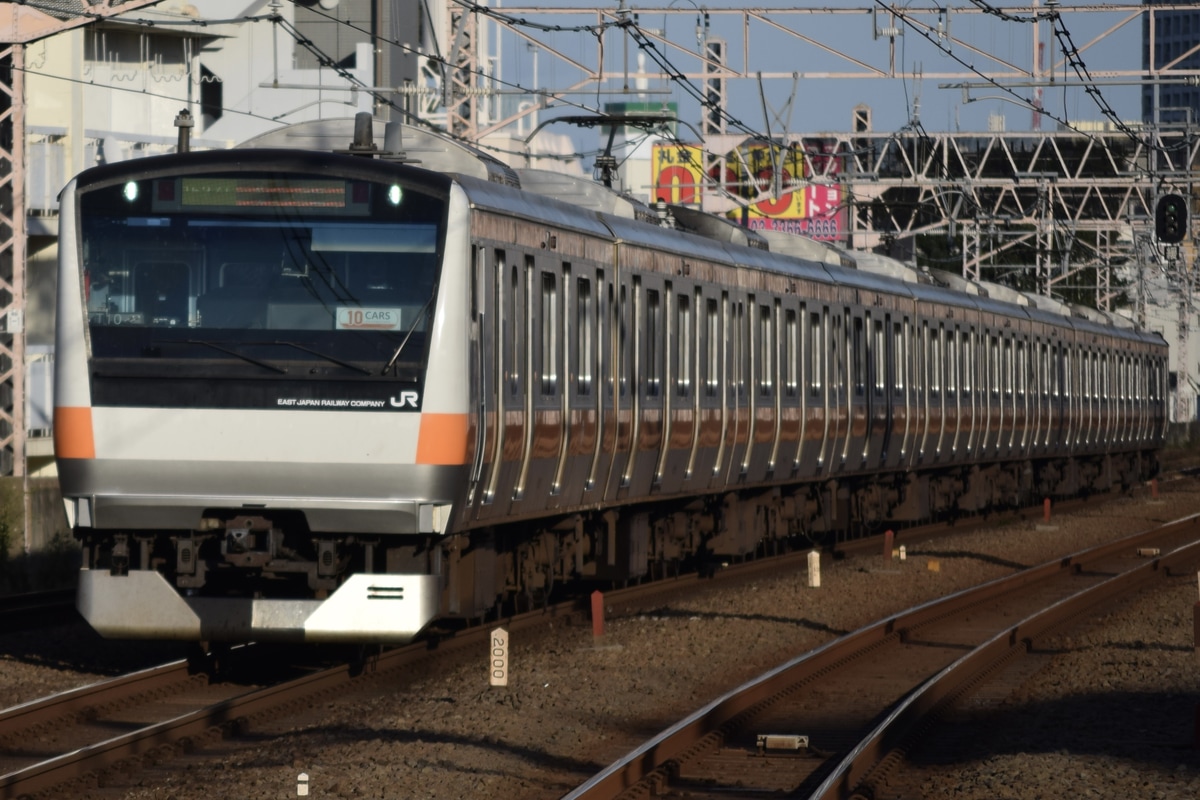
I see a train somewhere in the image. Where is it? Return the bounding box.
[53,113,1169,644]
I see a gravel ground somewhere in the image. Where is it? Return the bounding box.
[911,550,1200,799]
[4,480,1200,800]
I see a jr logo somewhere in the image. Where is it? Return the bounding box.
[390,391,420,408]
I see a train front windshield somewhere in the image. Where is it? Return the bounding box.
[76,170,447,393]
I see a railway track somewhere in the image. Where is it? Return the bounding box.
[0,540,843,799]
[0,478,1186,798]
[560,512,1200,800]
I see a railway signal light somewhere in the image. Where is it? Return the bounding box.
[1155,193,1189,244]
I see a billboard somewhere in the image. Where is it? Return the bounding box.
[651,139,845,242]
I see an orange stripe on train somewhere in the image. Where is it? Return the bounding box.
[416,413,469,465]
[54,407,96,459]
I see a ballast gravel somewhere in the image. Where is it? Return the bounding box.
[4,479,1200,800]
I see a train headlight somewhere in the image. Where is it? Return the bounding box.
[123,181,138,202]
[388,184,402,206]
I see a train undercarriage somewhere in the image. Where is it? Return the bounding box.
[76,450,1158,640]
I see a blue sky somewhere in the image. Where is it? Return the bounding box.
[488,1,1149,139]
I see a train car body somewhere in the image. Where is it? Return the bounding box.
[54,117,1168,643]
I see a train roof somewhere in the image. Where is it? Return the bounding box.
[238,117,522,187]
[230,116,1161,346]
[457,171,616,239]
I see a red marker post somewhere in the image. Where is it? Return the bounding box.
[591,590,605,639]
[1043,498,1051,523]
[884,530,894,562]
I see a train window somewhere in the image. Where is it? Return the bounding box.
[619,284,629,397]
[677,293,691,396]
[759,304,773,396]
[852,315,864,397]
[873,318,885,397]
[1015,340,1026,399]
[892,321,905,397]
[940,325,950,399]
[471,246,478,318]
[785,309,799,396]
[961,329,972,398]
[706,298,719,397]
[733,300,747,399]
[508,259,519,394]
[926,322,939,399]
[1086,351,1093,403]
[810,311,823,397]
[1063,347,1072,401]
[947,327,958,401]
[603,280,613,397]
[1003,338,1013,398]
[646,287,661,397]
[577,277,592,395]
[541,272,557,395]
[832,311,844,399]
[988,336,998,397]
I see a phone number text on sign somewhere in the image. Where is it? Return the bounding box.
[336,307,405,331]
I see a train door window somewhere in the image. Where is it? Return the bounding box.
[989,336,1000,400]
[892,321,905,398]
[603,280,614,397]
[946,325,957,403]
[958,327,967,402]
[1082,348,1090,403]
[1039,341,1048,400]
[998,335,1008,400]
[470,246,479,319]
[873,318,885,398]
[852,314,865,397]
[677,292,691,396]
[577,276,593,395]
[1063,346,1072,403]
[942,325,951,400]
[732,299,747,398]
[540,272,558,396]
[785,308,799,396]
[706,297,719,396]
[810,311,823,397]
[508,259,520,394]
[1015,339,1026,401]
[961,329,972,401]
[646,286,661,397]
[832,310,845,399]
[759,303,773,396]
[925,322,938,401]
[619,283,630,397]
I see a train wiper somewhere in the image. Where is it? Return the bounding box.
[179,340,289,374]
[266,341,372,376]
[381,294,435,375]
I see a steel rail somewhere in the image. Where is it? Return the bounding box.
[559,512,1200,800]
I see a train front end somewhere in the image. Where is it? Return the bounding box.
[54,151,472,643]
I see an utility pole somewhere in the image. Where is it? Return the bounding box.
[0,1,165,548]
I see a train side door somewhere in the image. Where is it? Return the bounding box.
[475,251,526,517]
[725,295,750,484]
[896,316,914,467]
[583,275,615,503]
[607,277,635,502]
[878,313,894,467]
[465,245,491,518]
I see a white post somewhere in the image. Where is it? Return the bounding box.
[807,550,821,588]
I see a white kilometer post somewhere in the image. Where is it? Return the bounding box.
[490,627,509,686]
[807,550,821,588]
